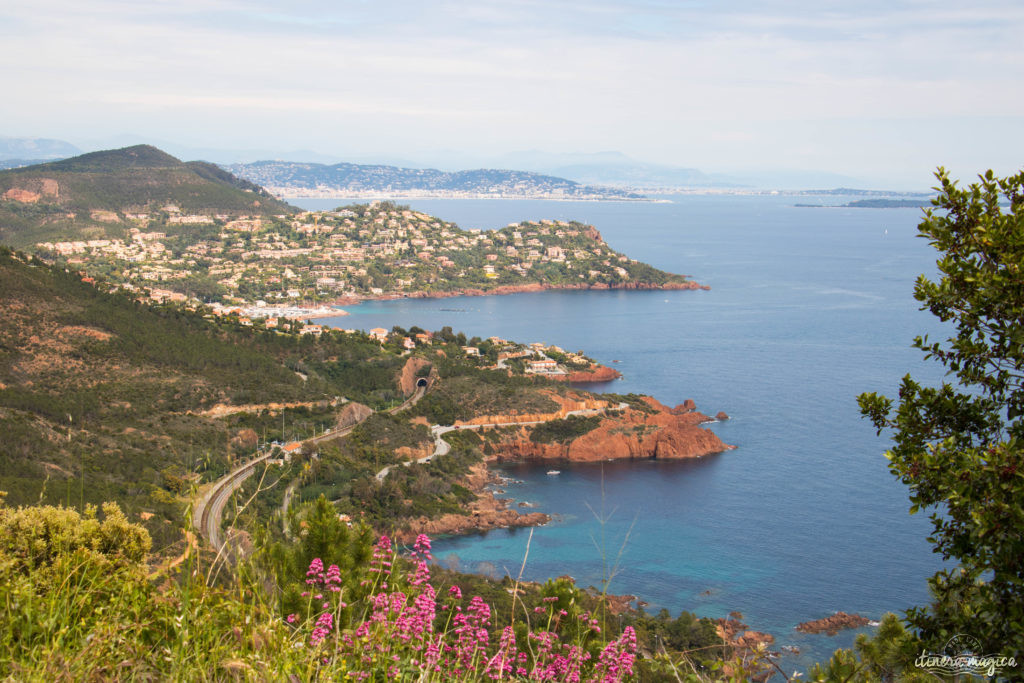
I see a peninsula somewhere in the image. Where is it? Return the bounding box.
[223,159,647,201]
[0,146,705,313]
[0,247,728,551]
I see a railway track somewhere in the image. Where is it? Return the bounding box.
[194,382,428,553]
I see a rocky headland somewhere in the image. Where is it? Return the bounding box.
[485,395,732,463]
[795,612,871,636]
[553,364,623,383]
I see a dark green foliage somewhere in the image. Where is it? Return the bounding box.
[529,415,602,444]
[184,160,277,198]
[628,608,723,660]
[412,357,562,425]
[806,613,931,682]
[0,250,419,548]
[263,495,375,628]
[312,355,405,408]
[858,169,1024,660]
[345,443,483,530]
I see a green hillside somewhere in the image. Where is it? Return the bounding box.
[0,248,577,552]
[0,145,295,247]
[0,248,412,548]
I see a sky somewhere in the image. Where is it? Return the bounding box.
[3,0,1023,188]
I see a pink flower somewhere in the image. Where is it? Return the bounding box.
[310,612,334,645]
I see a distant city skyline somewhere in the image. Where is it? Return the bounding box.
[3,0,1022,189]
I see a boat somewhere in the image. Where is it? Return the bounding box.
[546,470,560,476]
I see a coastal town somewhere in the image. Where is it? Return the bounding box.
[33,201,695,319]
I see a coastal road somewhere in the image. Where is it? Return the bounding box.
[373,402,628,481]
[375,424,454,481]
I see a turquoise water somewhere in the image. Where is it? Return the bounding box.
[295,195,948,664]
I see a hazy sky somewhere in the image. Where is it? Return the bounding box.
[3,0,1022,187]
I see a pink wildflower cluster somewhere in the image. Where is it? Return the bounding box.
[306,557,343,594]
[449,595,492,670]
[298,557,348,645]
[364,534,393,591]
[592,626,638,682]
[294,535,640,681]
[310,612,333,645]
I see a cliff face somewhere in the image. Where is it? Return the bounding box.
[335,401,372,429]
[553,365,622,383]
[397,356,432,396]
[454,393,611,427]
[490,396,731,462]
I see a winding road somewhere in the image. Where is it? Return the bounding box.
[195,382,622,555]
[194,382,428,553]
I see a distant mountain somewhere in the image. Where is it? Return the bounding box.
[223,160,645,200]
[490,150,721,189]
[0,136,81,161]
[0,145,295,247]
[488,151,889,191]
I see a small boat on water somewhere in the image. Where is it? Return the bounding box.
[546,470,560,476]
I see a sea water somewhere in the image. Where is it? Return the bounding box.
[294,194,948,665]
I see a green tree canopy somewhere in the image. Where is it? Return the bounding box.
[859,168,1024,659]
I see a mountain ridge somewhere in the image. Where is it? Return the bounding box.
[0,145,296,247]
[223,159,646,200]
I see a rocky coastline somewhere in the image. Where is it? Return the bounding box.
[396,394,730,542]
[394,463,550,544]
[331,279,708,308]
[795,612,871,636]
[552,365,623,383]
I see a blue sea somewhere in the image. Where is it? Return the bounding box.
[293,194,948,666]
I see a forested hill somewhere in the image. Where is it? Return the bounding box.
[224,160,645,200]
[0,248,412,547]
[0,145,296,247]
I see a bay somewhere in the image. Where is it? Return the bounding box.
[293,194,948,665]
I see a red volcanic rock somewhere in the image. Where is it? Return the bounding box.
[394,465,550,542]
[2,187,41,203]
[554,365,622,383]
[796,612,870,636]
[716,411,730,421]
[351,279,708,303]
[397,356,432,396]
[456,393,611,427]
[489,399,733,463]
[335,401,372,430]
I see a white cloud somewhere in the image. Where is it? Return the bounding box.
[1,0,1022,184]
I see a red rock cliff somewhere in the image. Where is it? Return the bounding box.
[489,397,731,462]
[454,392,611,427]
[553,365,623,383]
[397,356,432,396]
